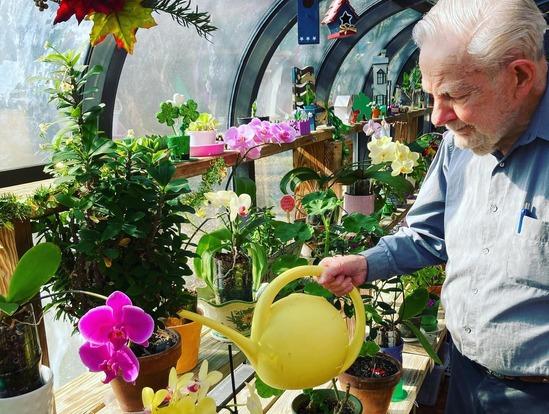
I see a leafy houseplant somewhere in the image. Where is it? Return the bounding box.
[237,101,270,125]
[156,95,200,161]
[402,64,422,108]
[187,112,221,149]
[35,45,197,324]
[0,243,61,400]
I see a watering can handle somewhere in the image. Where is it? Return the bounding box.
[251,265,366,371]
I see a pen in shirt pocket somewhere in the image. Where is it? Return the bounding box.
[516,202,532,234]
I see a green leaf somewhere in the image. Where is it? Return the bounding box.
[401,320,442,365]
[7,243,61,304]
[234,176,256,202]
[399,287,428,320]
[342,213,381,234]
[270,255,308,276]
[148,160,175,187]
[0,301,20,316]
[194,229,231,279]
[303,280,333,298]
[248,244,267,293]
[359,340,380,357]
[279,167,323,194]
[56,193,79,208]
[272,221,313,243]
[255,375,284,398]
[165,178,189,193]
[101,222,123,241]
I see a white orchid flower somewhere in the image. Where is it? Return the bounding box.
[196,360,223,401]
[172,93,186,105]
[229,193,252,221]
[205,191,235,208]
[391,158,416,176]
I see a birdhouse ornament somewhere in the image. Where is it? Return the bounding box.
[322,0,359,40]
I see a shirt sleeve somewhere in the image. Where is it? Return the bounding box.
[360,133,454,281]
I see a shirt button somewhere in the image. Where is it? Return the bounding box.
[472,288,479,294]
[499,162,505,168]
[482,248,489,255]
[465,327,472,334]
[490,204,498,213]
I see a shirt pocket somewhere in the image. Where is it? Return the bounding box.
[506,216,549,290]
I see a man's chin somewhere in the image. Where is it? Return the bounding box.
[453,133,494,155]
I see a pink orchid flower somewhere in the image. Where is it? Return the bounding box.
[271,122,298,144]
[249,118,273,144]
[79,341,139,384]
[223,124,260,158]
[78,291,154,350]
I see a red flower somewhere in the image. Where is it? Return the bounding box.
[54,0,126,24]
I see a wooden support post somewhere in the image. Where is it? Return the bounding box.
[0,226,18,296]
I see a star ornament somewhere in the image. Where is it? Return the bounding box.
[339,11,353,26]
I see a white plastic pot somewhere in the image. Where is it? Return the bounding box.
[0,365,55,414]
[188,130,217,146]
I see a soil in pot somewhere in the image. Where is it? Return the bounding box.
[111,329,181,412]
[292,389,362,414]
[339,354,401,414]
[0,303,43,398]
[215,252,253,303]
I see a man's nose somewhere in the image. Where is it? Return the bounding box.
[431,99,458,127]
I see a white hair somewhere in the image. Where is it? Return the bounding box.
[413,0,546,68]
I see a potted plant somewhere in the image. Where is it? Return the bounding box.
[302,84,317,131]
[291,383,362,414]
[156,93,200,161]
[369,101,381,119]
[34,46,199,410]
[288,108,312,136]
[187,112,225,157]
[0,243,61,414]
[401,65,422,109]
[237,101,270,125]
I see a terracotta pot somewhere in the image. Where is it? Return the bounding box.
[166,309,203,374]
[338,354,402,414]
[343,193,375,216]
[110,330,182,412]
[428,285,442,297]
[372,108,381,119]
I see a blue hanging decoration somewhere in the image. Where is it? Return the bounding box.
[322,0,359,40]
[297,0,320,45]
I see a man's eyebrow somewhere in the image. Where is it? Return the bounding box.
[437,82,478,96]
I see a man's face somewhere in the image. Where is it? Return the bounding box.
[420,41,517,155]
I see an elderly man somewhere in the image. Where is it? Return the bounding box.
[319,0,549,412]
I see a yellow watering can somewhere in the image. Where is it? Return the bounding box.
[178,265,365,390]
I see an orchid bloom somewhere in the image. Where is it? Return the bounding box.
[364,120,382,137]
[249,118,273,144]
[229,193,252,221]
[271,122,298,144]
[78,291,154,350]
[142,387,170,414]
[196,360,223,401]
[79,342,139,384]
[205,191,234,209]
[368,136,397,164]
[223,124,261,159]
[390,142,420,176]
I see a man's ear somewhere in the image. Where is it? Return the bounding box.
[507,59,537,99]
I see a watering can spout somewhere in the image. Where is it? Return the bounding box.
[177,310,259,365]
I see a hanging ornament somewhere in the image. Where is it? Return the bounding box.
[321,0,359,40]
[297,0,320,45]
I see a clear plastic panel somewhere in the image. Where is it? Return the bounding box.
[331,9,420,99]
[0,2,90,171]
[114,1,274,139]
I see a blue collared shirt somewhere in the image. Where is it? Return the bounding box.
[363,80,549,376]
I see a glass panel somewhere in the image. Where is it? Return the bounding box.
[255,0,380,121]
[114,0,274,139]
[0,3,91,172]
[388,39,418,95]
[255,151,294,218]
[331,9,420,99]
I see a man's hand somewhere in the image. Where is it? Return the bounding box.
[318,255,368,296]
